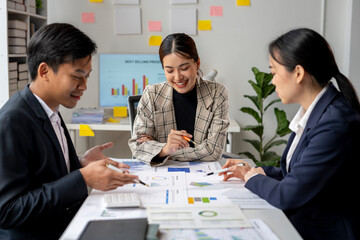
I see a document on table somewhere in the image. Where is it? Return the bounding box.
[185,173,275,209]
[161,219,279,240]
[155,160,221,173]
[147,204,252,229]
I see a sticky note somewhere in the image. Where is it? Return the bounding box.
[81,13,95,23]
[113,107,128,117]
[148,21,162,31]
[198,20,211,31]
[210,6,223,16]
[149,36,162,46]
[107,117,120,123]
[89,0,103,2]
[79,125,94,137]
[237,0,250,6]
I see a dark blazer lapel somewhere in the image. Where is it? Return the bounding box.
[22,86,69,175]
[60,112,81,171]
[287,84,339,171]
[281,132,295,175]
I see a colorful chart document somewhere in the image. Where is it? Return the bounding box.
[147,204,252,229]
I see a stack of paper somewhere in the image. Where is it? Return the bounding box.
[71,108,105,124]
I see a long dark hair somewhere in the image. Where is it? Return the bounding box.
[158,33,199,68]
[269,28,360,114]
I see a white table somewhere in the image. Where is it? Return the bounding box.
[66,118,240,153]
[60,159,302,240]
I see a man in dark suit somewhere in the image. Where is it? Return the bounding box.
[0,23,139,240]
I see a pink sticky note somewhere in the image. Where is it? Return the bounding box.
[210,6,223,17]
[148,21,162,31]
[82,12,95,23]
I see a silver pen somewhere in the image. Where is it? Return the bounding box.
[204,163,245,176]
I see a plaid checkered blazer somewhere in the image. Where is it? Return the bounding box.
[128,77,229,166]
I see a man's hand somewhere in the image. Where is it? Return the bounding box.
[79,159,138,191]
[79,142,114,167]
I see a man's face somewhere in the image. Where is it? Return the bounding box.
[45,56,92,110]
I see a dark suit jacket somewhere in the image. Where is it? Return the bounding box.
[245,84,360,240]
[0,86,88,240]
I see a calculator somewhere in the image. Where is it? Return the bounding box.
[104,192,141,208]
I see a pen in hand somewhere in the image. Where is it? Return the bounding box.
[106,163,150,187]
[204,163,245,176]
[171,129,198,145]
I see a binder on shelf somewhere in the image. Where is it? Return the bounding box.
[18,71,28,80]
[9,83,18,91]
[8,37,26,46]
[8,46,26,54]
[15,2,26,12]
[8,29,26,38]
[9,62,18,71]
[9,71,18,79]
[7,1,16,10]
[8,20,27,31]
[18,63,27,72]
[18,80,28,90]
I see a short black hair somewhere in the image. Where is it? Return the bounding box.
[27,23,97,80]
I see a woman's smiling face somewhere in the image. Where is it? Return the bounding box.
[163,53,199,93]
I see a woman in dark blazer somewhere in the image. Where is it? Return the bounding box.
[220,28,360,239]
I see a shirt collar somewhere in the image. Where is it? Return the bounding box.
[33,93,59,120]
[289,85,329,133]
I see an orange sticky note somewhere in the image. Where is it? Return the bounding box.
[82,13,95,23]
[210,6,223,16]
[198,20,212,31]
[79,124,94,137]
[113,107,127,117]
[237,0,250,6]
[148,21,162,31]
[149,36,162,46]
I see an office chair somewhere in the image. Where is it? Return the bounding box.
[127,95,142,137]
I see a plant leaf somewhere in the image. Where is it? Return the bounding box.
[263,139,288,152]
[264,99,281,112]
[263,84,276,99]
[244,95,261,111]
[248,80,262,99]
[255,72,265,88]
[243,125,264,138]
[252,67,260,76]
[274,108,292,137]
[239,151,258,163]
[240,107,261,123]
[243,139,261,152]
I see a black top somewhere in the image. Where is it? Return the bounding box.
[173,86,197,147]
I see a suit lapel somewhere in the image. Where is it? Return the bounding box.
[22,86,68,176]
[287,84,339,172]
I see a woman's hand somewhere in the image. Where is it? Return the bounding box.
[136,134,155,143]
[159,130,192,157]
[244,167,266,182]
[219,159,251,181]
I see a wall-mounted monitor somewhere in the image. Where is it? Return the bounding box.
[99,54,166,107]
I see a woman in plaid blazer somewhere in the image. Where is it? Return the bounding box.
[128,33,229,166]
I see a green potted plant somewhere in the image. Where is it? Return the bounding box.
[239,67,291,166]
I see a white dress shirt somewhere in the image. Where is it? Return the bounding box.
[286,85,329,172]
[33,94,70,173]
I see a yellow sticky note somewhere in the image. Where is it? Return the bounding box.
[89,0,103,2]
[149,36,162,46]
[237,0,250,6]
[198,20,212,31]
[79,124,94,137]
[107,117,120,123]
[113,106,128,117]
